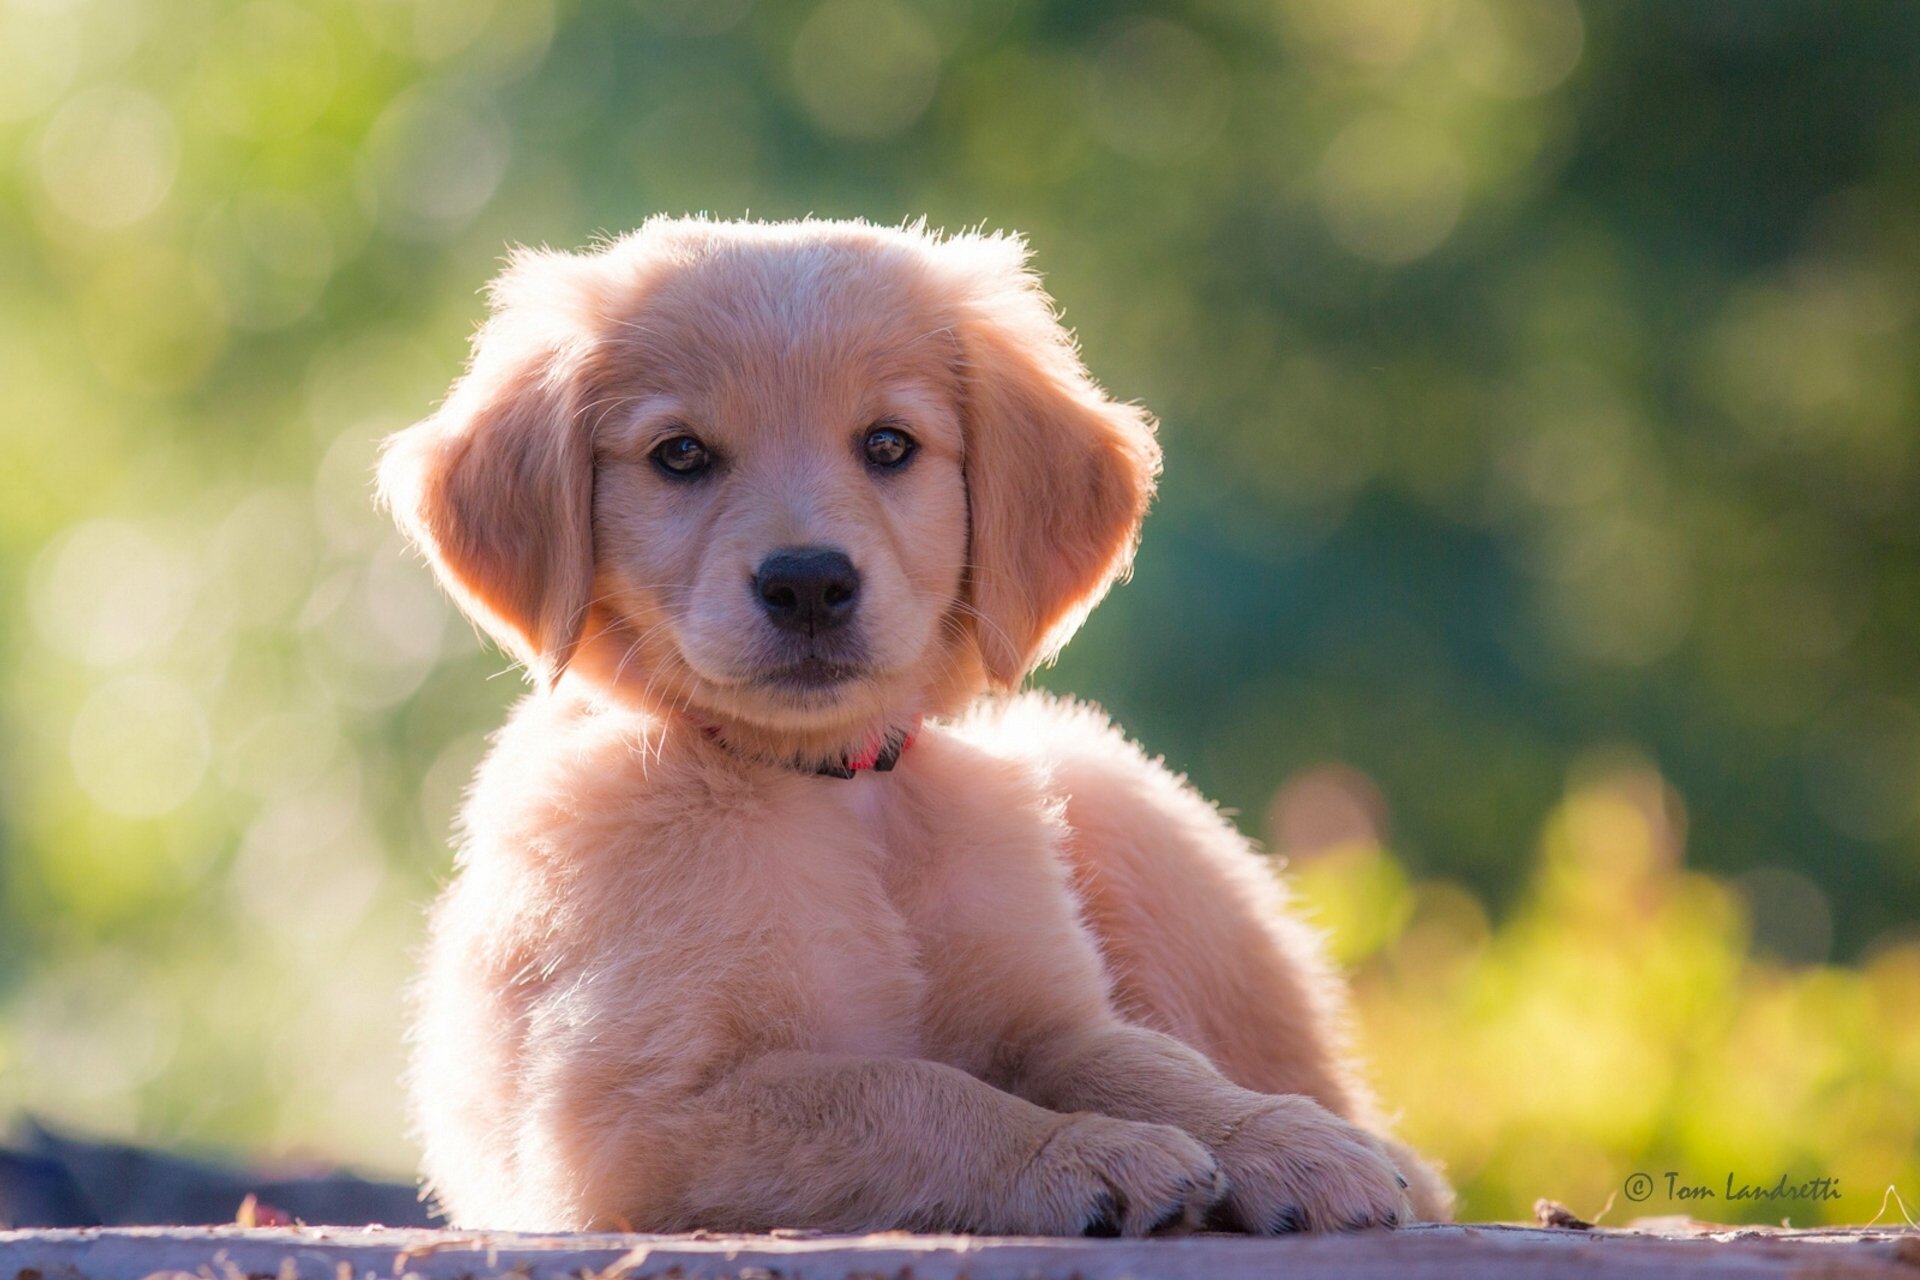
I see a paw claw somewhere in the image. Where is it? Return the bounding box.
[1081,1192,1122,1238]
[1148,1201,1189,1234]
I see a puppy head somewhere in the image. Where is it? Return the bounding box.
[379,218,1159,754]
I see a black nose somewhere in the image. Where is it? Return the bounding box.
[754,547,861,635]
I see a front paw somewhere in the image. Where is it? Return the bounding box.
[1207,1096,1412,1233]
[1010,1113,1226,1237]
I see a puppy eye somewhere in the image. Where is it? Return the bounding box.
[651,434,712,477]
[863,424,915,469]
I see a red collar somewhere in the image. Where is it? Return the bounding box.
[699,717,921,779]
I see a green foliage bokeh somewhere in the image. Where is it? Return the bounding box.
[1,0,1916,1225]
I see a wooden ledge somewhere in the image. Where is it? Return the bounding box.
[4,1222,1918,1280]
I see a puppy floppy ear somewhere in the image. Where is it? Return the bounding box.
[378,248,606,686]
[941,235,1162,687]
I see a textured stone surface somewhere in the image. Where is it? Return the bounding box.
[4,1222,1920,1280]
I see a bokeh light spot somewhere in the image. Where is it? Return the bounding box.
[360,88,508,236]
[459,0,557,84]
[0,1,83,122]
[1269,762,1390,858]
[195,2,339,139]
[229,771,387,957]
[9,953,183,1126]
[1280,0,1446,70]
[209,488,321,626]
[409,0,498,62]
[1448,0,1586,99]
[1536,513,1695,667]
[1082,19,1230,161]
[36,85,180,230]
[1498,363,1637,509]
[219,702,343,800]
[300,543,451,710]
[69,674,210,819]
[29,519,197,667]
[1734,866,1834,966]
[790,0,941,140]
[1317,111,1466,264]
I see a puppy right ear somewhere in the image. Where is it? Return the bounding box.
[377,249,605,686]
[935,232,1161,687]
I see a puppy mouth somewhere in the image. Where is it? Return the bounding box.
[757,657,867,691]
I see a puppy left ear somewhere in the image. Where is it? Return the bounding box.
[377,248,604,686]
[940,234,1162,687]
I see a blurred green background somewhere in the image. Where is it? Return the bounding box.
[2,0,1916,1227]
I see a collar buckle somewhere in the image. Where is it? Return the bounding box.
[815,722,916,778]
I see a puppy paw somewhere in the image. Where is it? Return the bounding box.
[1205,1096,1412,1233]
[1010,1114,1226,1237]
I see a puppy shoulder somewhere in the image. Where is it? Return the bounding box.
[948,689,1153,775]
[947,690,1229,828]
[456,689,696,870]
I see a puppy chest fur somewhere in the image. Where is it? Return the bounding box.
[411,695,1114,1225]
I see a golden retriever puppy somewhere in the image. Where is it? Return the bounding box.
[379,217,1451,1236]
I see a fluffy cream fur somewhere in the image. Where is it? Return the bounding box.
[380,216,1451,1235]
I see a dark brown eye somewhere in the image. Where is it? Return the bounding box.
[863,424,915,469]
[651,434,711,477]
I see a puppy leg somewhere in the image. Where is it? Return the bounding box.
[672,1051,1224,1236]
[1017,1023,1412,1233]
[967,695,1453,1220]
[1056,797,1456,1222]
[1060,799,1457,1222]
